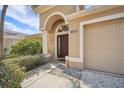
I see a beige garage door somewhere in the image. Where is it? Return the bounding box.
[84,18,124,74]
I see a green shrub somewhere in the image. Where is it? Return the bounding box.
[3,54,19,59]
[10,39,42,56]
[0,61,25,88]
[11,55,47,71]
[0,55,47,88]
[3,55,47,71]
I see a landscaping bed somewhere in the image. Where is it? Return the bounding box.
[0,55,47,88]
[26,60,47,71]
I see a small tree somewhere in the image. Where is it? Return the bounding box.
[10,39,42,56]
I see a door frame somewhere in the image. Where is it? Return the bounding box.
[57,34,68,59]
[55,24,69,59]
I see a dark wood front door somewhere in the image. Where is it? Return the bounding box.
[57,34,68,58]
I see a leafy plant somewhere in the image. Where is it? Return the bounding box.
[11,55,47,71]
[0,61,25,88]
[0,55,47,88]
[10,39,42,56]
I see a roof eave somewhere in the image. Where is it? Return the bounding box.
[67,5,122,20]
[34,5,56,14]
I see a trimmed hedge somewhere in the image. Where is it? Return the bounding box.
[0,55,47,88]
[11,55,47,71]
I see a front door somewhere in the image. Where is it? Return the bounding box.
[57,34,68,58]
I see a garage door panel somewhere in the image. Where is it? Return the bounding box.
[118,47,124,57]
[98,62,117,73]
[102,47,117,58]
[85,57,117,63]
[84,58,101,69]
[117,63,124,74]
[85,49,98,57]
[85,62,100,70]
[84,58,118,73]
[85,48,117,58]
[118,22,124,31]
[99,23,116,32]
[99,35,117,44]
[118,35,124,45]
[84,18,124,74]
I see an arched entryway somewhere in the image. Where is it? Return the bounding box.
[42,12,69,60]
[55,24,69,60]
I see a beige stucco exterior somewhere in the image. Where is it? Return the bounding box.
[36,5,124,75]
[48,20,64,54]
[65,60,83,70]
[38,5,77,29]
[68,6,124,56]
[69,31,79,57]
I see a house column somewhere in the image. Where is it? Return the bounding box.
[42,30,48,55]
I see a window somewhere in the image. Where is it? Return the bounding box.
[78,5,95,11]
[79,5,84,10]
[58,24,68,32]
[84,5,95,9]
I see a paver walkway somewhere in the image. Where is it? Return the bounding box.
[21,63,124,88]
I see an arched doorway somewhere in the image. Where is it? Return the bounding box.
[55,24,69,60]
[43,12,69,60]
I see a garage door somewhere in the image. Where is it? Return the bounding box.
[84,18,124,74]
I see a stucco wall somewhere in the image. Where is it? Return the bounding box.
[47,31,55,54]
[48,20,64,54]
[69,31,79,57]
[68,6,124,58]
[66,60,83,70]
[40,5,77,28]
